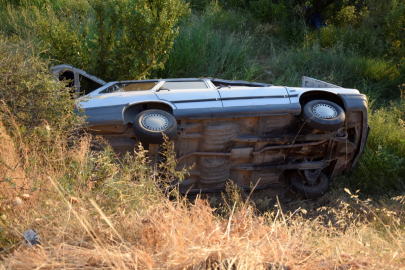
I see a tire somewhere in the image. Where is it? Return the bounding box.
[290,171,329,198]
[302,100,345,131]
[133,109,177,145]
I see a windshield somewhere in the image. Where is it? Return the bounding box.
[100,81,158,93]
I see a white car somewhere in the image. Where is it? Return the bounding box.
[52,64,369,198]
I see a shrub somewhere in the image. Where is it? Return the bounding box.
[185,0,211,11]
[34,0,189,81]
[220,0,249,9]
[329,5,358,27]
[384,2,405,60]
[249,0,289,24]
[0,37,80,133]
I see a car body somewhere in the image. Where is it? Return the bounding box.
[52,64,369,197]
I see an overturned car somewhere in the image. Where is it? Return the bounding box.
[52,65,369,198]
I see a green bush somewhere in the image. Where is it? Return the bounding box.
[221,0,249,9]
[314,0,405,60]
[249,0,289,24]
[0,3,37,38]
[328,5,358,28]
[384,2,405,60]
[34,0,189,81]
[0,0,47,7]
[186,0,212,11]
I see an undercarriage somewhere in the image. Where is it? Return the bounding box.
[89,110,366,197]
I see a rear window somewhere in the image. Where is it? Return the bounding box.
[211,79,271,88]
[100,81,158,93]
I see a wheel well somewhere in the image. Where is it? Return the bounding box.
[123,102,174,124]
[299,91,345,111]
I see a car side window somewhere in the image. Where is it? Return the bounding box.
[79,75,104,95]
[58,71,76,97]
[160,81,207,90]
[100,81,158,94]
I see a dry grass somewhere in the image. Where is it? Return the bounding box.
[0,122,27,203]
[0,109,404,269]
[1,188,405,269]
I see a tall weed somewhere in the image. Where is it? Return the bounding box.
[153,8,262,81]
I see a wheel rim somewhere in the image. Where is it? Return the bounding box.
[312,104,337,119]
[141,114,169,131]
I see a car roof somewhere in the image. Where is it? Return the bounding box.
[112,78,208,83]
[111,78,273,87]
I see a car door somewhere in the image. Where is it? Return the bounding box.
[218,85,290,107]
[153,80,222,109]
[51,64,106,96]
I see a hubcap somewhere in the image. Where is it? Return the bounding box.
[312,104,337,119]
[141,114,169,131]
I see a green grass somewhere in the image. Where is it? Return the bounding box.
[263,44,404,104]
[152,9,262,81]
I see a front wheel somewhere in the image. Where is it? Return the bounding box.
[290,171,329,198]
[133,109,177,145]
[302,100,345,131]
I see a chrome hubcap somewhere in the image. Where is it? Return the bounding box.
[312,104,337,119]
[142,114,169,131]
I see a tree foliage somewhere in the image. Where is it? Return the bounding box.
[35,0,189,81]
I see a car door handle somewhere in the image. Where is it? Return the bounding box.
[156,88,171,92]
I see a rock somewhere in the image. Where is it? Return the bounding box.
[14,197,23,206]
[23,229,42,247]
[69,196,79,204]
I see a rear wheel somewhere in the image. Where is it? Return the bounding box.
[302,100,345,131]
[133,109,177,145]
[290,171,329,198]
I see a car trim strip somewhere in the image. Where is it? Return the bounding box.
[172,98,218,104]
[173,103,302,120]
[172,95,291,104]
[221,95,288,100]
